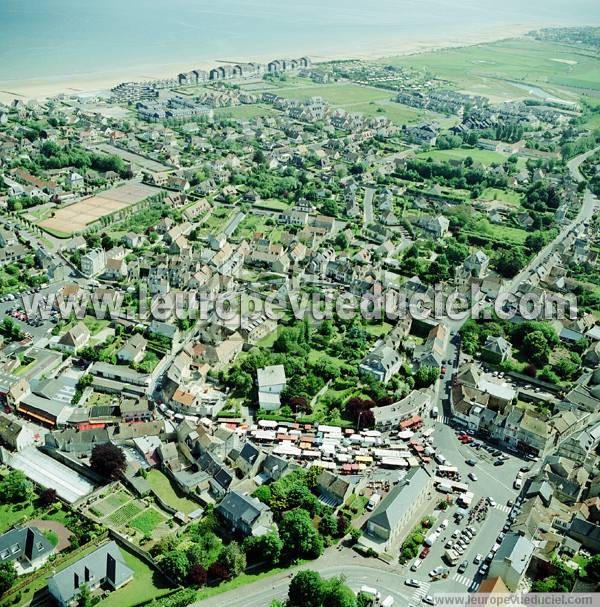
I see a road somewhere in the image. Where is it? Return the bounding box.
[363,187,375,225]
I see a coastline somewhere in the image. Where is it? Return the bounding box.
[0,23,543,104]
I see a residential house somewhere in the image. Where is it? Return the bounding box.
[359,343,402,384]
[117,334,148,365]
[257,365,286,411]
[58,322,90,354]
[80,249,106,277]
[47,541,134,607]
[488,532,534,591]
[481,336,512,364]
[216,491,274,537]
[0,526,54,574]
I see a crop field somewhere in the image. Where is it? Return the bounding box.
[39,182,162,235]
[384,38,600,99]
[93,491,131,517]
[107,501,144,527]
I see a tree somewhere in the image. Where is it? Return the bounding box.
[90,443,126,480]
[414,366,439,389]
[187,563,208,587]
[322,575,357,607]
[287,570,325,607]
[585,553,600,582]
[357,592,375,607]
[279,509,324,559]
[0,562,17,596]
[318,512,338,537]
[76,583,92,607]
[38,488,58,508]
[219,541,246,577]
[161,551,190,584]
[493,248,526,278]
[522,330,551,367]
[0,470,33,504]
[243,532,283,567]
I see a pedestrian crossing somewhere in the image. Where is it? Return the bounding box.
[451,573,473,586]
[412,581,431,600]
[495,504,511,514]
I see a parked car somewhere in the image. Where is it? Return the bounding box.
[452,530,461,539]
[473,554,483,564]
[411,559,423,571]
[420,546,430,559]
[493,459,504,466]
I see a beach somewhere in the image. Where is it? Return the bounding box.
[0,23,554,104]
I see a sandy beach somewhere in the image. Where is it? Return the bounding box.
[0,23,545,104]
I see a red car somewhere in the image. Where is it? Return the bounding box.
[420,546,430,559]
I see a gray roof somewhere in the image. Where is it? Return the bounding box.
[0,526,53,564]
[368,467,431,531]
[216,491,269,526]
[48,542,133,605]
[491,532,534,576]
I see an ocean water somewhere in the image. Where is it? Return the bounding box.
[0,0,599,83]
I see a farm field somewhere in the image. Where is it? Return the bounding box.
[214,104,278,120]
[131,508,167,535]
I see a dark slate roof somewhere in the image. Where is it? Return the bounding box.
[48,541,133,605]
[0,527,53,564]
[239,441,260,465]
[216,491,269,526]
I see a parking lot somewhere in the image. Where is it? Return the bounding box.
[399,421,532,600]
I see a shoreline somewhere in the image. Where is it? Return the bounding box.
[0,23,551,104]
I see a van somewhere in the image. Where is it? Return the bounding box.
[513,478,522,490]
[434,453,447,465]
[366,493,381,512]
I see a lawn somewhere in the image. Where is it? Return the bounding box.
[130,509,166,535]
[0,502,35,533]
[98,548,172,607]
[416,147,507,166]
[364,321,394,337]
[92,491,131,517]
[481,187,523,207]
[254,198,290,212]
[146,470,200,514]
[214,104,278,120]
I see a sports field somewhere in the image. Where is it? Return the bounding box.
[39,182,161,236]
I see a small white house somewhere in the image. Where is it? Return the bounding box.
[257,364,287,411]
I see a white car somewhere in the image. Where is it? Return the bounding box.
[487,497,497,508]
[479,564,489,575]
[468,472,478,482]
[474,554,483,564]
[411,559,423,571]
[452,530,461,539]
[423,596,435,606]
[405,579,421,588]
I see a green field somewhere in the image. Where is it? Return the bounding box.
[92,491,130,517]
[416,147,507,166]
[214,104,278,120]
[384,38,600,99]
[0,502,35,533]
[131,509,166,535]
[146,470,200,514]
[481,187,523,206]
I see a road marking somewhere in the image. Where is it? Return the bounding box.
[412,581,431,599]
[451,573,473,586]
[495,504,511,514]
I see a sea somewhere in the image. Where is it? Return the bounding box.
[0,0,599,84]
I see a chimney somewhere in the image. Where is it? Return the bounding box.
[74,572,80,590]
[84,566,90,583]
[106,553,116,585]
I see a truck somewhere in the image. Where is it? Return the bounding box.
[444,549,460,566]
[437,483,453,494]
[381,597,395,607]
[366,493,381,512]
[359,586,380,601]
[430,406,439,418]
[458,491,474,507]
